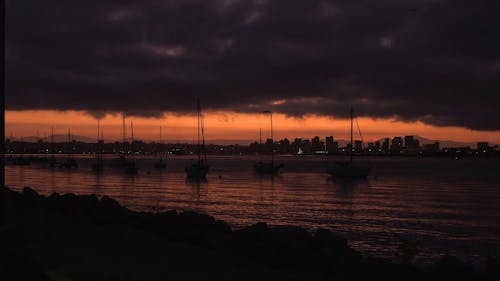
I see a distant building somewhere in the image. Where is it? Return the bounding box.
[311,136,324,152]
[382,138,389,154]
[277,138,290,154]
[391,137,403,154]
[367,142,376,154]
[171,147,185,155]
[477,142,489,153]
[404,135,419,155]
[265,138,274,154]
[292,138,312,154]
[422,141,440,154]
[325,136,338,154]
[404,135,414,148]
[354,140,363,153]
[477,142,497,156]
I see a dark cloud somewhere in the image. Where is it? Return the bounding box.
[6,0,500,130]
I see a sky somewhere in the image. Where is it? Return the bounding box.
[5,0,500,143]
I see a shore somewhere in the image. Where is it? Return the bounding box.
[1,186,498,281]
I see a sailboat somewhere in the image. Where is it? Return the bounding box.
[254,111,284,174]
[109,113,139,174]
[185,99,209,179]
[327,107,370,178]
[12,136,31,166]
[60,128,78,169]
[91,120,104,172]
[154,126,167,169]
[48,127,58,167]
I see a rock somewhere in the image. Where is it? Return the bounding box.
[429,255,476,281]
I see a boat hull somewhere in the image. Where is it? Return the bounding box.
[124,166,139,174]
[91,162,104,172]
[254,162,284,174]
[185,164,209,179]
[13,158,31,166]
[154,159,167,169]
[60,159,78,169]
[327,164,370,178]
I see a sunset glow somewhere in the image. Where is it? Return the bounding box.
[6,110,500,144]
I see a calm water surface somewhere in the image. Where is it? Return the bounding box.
[5,155,500,263]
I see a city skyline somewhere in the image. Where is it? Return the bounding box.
[5,110,500,144]
[6,130,498,157]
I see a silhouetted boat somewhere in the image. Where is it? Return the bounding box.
[91,162,104,172]
[48,127,59,168]
[124,164,139,174]
[154,158,166,169]
[254,161,284,174]
[13,137,31,166]
[327,107,370,178]
[186,99,209,179]
[92,120,104,172]
[60,158,78,169]
[154,127,167,169]
[327,161,369,178]
[108,155,134,167]
[108,154,138,173]
[13,157,31,166]
[109,113,139,174]
[61,128,78,169]
[108,155,139,172]
[254,111,283,174]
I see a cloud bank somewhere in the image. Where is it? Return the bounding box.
[6,0,500,130]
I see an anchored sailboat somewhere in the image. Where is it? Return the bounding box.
[109,113,139,174]
[91,120,104,172]
[185,99,209,179]
[12,136,31,166]
[254,110,284,174]
[154,126,167,169]
[48,127,58,167]
[327,107,370,178]
[60,128,78,169]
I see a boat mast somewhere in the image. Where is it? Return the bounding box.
[270,111,274,165]
[350,107,353,164]
[197,98,201,165]
[130,120,134,142]
[97,120,101,161]
[97,120,100,143]
[101,128,104,160]
[122,113,126,143]
[158,126,162,157]
[51,127,55,161]
[68,128,71,156]
[200,101,207,166]
[130,120,135,155]
[122,113,126,154]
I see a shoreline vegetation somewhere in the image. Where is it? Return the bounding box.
[1,187,499,281]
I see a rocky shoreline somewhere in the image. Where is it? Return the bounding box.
[1,186,499,281]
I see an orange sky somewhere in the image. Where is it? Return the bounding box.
[5,110,500,144]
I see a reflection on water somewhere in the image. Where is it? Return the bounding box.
[5,155,500,262]
[327,176,370,189]
[185,177,208,202]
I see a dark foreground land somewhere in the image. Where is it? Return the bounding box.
[1,187,499,281]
